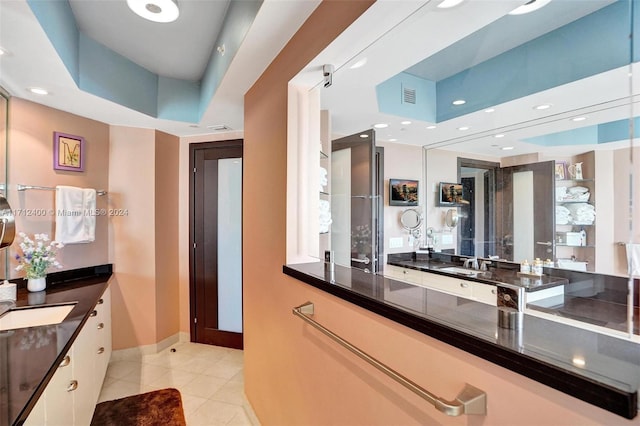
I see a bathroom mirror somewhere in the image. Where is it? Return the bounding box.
[294,0,637,337]
[0,88,8,279]
[309,0,637,278]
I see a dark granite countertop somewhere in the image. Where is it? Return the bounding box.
[0,265,112,426]
[386,252,568,292]
[283,261,639,419]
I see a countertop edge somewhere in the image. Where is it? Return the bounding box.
[283,264,638,419]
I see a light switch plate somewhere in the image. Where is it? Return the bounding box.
[389,237,403,248]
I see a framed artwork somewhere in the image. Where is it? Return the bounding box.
[555,161,567,180]
[54,132,84,172]
[389,179,418,206]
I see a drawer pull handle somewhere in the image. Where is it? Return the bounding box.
[97,347,105,355]
[90,310,98,317]
[67,380,78,392]
[460,283,469,288]
[59,355,71,368]
[97,322,104,330]
[98,299,104,305]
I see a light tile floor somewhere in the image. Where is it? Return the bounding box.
[98,342,259,426]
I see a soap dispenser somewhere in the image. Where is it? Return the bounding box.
[520,259,530,274]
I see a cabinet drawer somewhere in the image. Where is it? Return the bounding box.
[422,273,473,298]
[471,282,497,306]
[384,265,423,285]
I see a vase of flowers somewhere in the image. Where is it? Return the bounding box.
[15,232,64,292]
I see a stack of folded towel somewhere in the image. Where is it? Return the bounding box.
[556,205,572,225]
[319,167,328,192]
[557,186,590,202]
[565,203,595,225]
[319,199,332,233]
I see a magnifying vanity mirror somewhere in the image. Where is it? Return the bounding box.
[400,208,422,238]
[444,209,458,229]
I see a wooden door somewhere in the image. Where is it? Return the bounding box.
[190,140,243,349]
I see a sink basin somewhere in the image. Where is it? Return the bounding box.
[438,266,482,276]
[0,303,76,331]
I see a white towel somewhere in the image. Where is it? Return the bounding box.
[55,186,96,244]
[626,244,640,277]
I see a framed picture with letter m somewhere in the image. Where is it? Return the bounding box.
[53,132,85,172]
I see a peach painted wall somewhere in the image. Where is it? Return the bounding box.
[177,131,244,335]
[155,130,180,343]
[243,2,637,425]
[108,125,157,350]
[7,98,110,277]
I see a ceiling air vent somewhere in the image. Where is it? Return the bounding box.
[402,86,416,105]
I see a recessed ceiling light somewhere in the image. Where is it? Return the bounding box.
[501,146,514,151]
[533,103,552,110]
[360,134,369,138]
[437,0,465,9]
[28,87,48,95]
[494,134,505,138]
[389,138,398,142]
[373,123,388,129]
[349,58,368,69]
[426,125,437,130]
[126,0,179,23]
[0,47,8,56]
[452,99,466,106]
[485,108,495,113]
[509,0,551,15]
[572,356,586,367]
[457,126,470,131]
[401,120,412,125]
[572,117,587,122]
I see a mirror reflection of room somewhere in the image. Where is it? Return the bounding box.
[297,0,638,339]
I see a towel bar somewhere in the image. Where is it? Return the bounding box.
[292,301,487,416]
[17,184,107,196]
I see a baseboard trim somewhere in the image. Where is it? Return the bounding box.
[111,332,182,361]
[243,393,261,426]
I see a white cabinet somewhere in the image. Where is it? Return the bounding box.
[422,272,474,299]
[384,265,423,286]
[24,286,112,426]
[386,265,495,304]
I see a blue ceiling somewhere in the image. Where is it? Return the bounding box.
[27,0,263,123]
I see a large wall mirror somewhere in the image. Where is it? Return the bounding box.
[292,0,638,336]
[0,88,9,279]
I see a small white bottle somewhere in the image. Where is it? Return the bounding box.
[579,228,587,247]
[520,259,530,274]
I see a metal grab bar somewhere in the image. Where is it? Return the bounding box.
[17,184,107,196]
[292,302,487,416]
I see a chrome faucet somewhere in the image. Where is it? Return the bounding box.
[463,257,479,270]
[480,260,492,271]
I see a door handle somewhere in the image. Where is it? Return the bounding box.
[535,241,553,246]
[351,256,370,265]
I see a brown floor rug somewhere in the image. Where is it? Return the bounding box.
[91,388,186,426]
